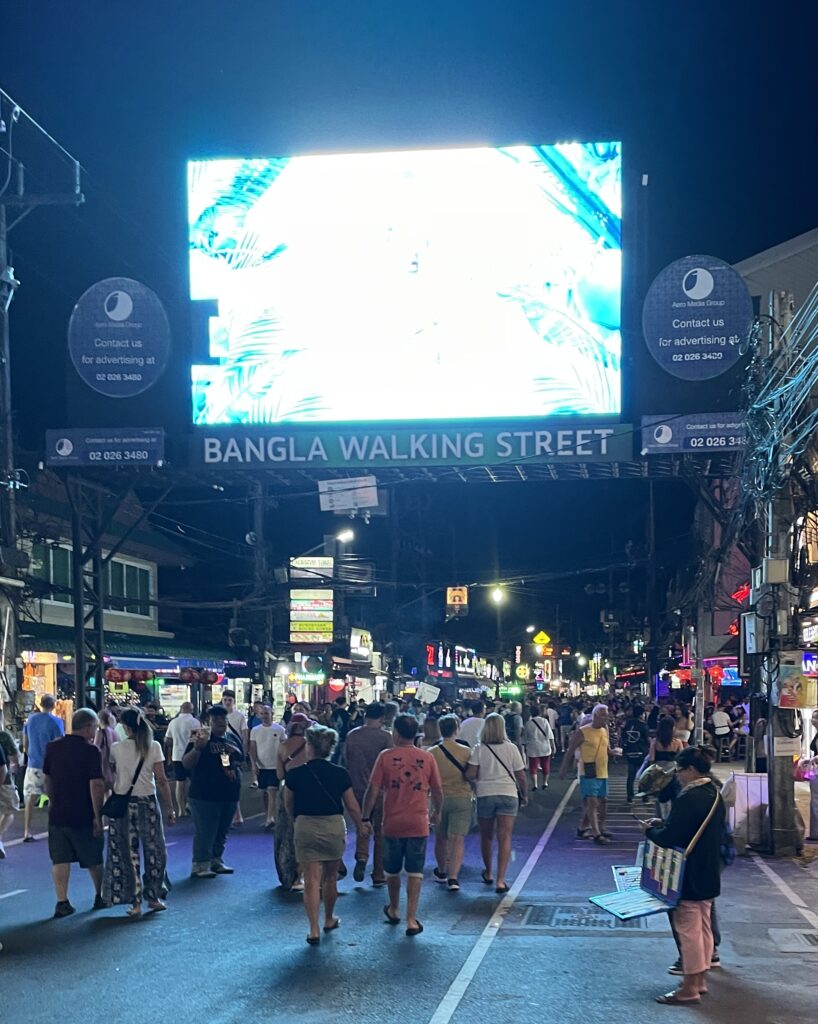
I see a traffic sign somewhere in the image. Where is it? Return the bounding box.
[533,630,551,646]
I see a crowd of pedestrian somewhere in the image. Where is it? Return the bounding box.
[0,682,782,1004]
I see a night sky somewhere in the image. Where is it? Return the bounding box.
[2,1,817,651]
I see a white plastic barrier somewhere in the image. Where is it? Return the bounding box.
[721,772,770,854]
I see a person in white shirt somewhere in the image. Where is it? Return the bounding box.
[545,704,560,749]
[163,702,201,816]
[221,690,248,824]
[250,705,286,829]
[466,713,527,894]
[103,707,175,917]
[523,707,555,790]
[458,700,486,748]
[710,707,733,761]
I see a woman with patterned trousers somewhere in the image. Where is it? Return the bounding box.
[103,707,175,917]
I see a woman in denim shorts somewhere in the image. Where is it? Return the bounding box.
[466,714,528,894]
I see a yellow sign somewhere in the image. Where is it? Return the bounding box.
[515,664,530,681]
[532,630,551,646]
[446,587,469,606]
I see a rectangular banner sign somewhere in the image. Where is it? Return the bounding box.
[290,557,334,581]
[193,421,632,469]
[641,414,746,455]
[47,428,165,467]
[290,587,333,644]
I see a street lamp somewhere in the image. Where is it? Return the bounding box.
[490,586,505,605]
[526,625,536,634]
[297,529,354,558]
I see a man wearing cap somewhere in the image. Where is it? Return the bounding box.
[343,702,393,886]
[182,706,243,878]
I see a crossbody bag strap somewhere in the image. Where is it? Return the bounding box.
[436,742,468,777]
[306,762,340,806]
[684,789,722,857]
[532,719,552,743]
[119,756,146,797]
[284,739,306,766]
[227,721,244,750]
[484,743,520,791]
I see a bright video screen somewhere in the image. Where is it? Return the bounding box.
[187,143,621,425]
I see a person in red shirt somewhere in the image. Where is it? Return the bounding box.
[362,714,443,936]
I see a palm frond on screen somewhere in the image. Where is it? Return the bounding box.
[189,158,288,264]
[502,290,619,414]
[195,307,328,425]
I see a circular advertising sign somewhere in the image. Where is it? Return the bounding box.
[68,276,171,397]
[642,255,753,381]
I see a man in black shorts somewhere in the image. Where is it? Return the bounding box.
[42,708,106,918]
[250,705,286,830]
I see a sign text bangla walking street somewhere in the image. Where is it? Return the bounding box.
[195,421,632,469]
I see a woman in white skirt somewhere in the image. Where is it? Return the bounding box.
[285,724,367,945]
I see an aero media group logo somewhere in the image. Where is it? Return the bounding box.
[55,437,74,458]
[682,267,714,301]
[652,423,673,445]
[104,289,134,321]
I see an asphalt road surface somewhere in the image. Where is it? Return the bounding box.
[1,766,816,1024]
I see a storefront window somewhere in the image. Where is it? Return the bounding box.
[30,540,153,619]
[31,542,71,604]
[107,560,152,618]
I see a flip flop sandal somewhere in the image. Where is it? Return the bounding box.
[481,869,494,885]
[383,905,401,925]
[323,918,341,932]
[495,884,510,894]
[656,992,701,1006]
[406,922,423,936]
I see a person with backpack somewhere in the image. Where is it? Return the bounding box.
[621,705,650,804]
[504,702,524,753]
[523,705,555,790]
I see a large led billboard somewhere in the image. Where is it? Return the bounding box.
[188,143,621,426]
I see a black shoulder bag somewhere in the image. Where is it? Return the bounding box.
[101,756,145,819]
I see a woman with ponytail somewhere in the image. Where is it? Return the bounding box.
[103,707,175,917]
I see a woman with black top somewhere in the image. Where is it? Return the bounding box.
[285,724,367,944]
[642,746,725,1006]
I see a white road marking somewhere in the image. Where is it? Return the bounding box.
[0,889,27,900]
[4,832,48,848]
[427,781,578,1024]
[750,853,818,929]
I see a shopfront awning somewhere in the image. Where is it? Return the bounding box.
[19,622,231,670]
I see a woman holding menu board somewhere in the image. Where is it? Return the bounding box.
[642,746,725,1006]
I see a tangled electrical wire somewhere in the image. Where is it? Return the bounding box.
[740,284,818,508]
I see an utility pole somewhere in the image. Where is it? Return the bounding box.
[0,89,84,708]
[251,480,272,699]
[645,479,659,698]
[758,290,799,856]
